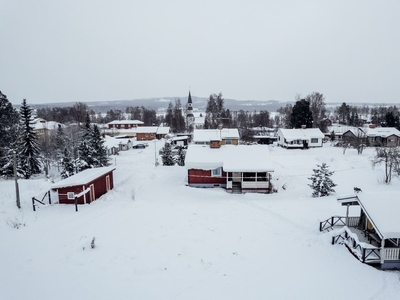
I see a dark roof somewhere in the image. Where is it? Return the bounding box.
[188,91,192,104]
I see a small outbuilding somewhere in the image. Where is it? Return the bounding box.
[51,167,116,204]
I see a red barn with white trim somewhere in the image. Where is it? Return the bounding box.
[51,167,116,204]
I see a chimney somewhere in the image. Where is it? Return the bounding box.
[301,125,306,129]
[210,140,221,149]
[369,124,375,129]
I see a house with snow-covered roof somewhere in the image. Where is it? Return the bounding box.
[107,120,144,129]
[320,191,400,269]
[362,125,400,147]
[32,118,65,137]
[136,126,171,140]
[192,128,240,146]
[277,127,324,149]
[185,144,274,194]
[326,125,359,142]
[51,167,116,204]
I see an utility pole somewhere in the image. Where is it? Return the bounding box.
[13,151,21,209]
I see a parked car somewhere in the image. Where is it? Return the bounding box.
[132,144,146,149]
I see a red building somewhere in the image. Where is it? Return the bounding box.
[51,167,116,204]
[107,120,144,129]
[185,144,274,194]
[136,126,171,140]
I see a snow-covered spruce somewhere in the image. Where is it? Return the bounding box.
[308,163,337,197]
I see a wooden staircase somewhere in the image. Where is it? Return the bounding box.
[232,182,242,194]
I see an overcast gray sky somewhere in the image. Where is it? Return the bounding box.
[1,0,399,105]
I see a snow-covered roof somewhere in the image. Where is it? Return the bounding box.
[103,135,121,148]
[193,129,240,142]
[172,136,189,141]
[338,192,400,239]
[51,167,116,189]
[107,120,144,125]
[278,128,324,142]
[135,126,170,134]
[32,119,65,130]
[185,145,274,172]
[363,127,400,138]
[157,127,171,135]
[327,125,359,135]
[136,126,157,134]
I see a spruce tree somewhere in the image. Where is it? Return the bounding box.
[0,91,20,177]
[290,99,313,128]
[175,146,186,166]
[91,124,109,167]
[77,114,109,171]
[60,148,74,179]
[55,124,67,159]
[308,163,336,197]
[18,99,41,179]
[77,113,94,171]
[330,131,335,142]
[161,142,175,166]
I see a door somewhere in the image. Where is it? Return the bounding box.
[106,175,111,191]
[89,184,95,203]
[232,172,241,182]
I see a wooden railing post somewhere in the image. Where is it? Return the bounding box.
[75,196,78,212]
[48,191,51,205]
[32,197,36,212]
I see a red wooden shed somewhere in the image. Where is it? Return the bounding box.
[51,167,116,204]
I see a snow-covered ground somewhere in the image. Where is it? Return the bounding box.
[1,140,400,300]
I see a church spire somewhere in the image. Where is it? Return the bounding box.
[187,90,194,116]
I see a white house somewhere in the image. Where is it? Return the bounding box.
[277,128,324,149]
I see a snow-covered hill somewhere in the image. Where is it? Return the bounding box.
[1,141,399,300]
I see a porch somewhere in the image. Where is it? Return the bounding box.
[226,172,271,194]
[320,214,400,269]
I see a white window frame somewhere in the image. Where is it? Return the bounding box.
[310,138,318,143]
[211,167,222,177]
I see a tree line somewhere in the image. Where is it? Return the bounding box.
[37,103,163,126]
[0,91,109,180]
[36,92,400,137]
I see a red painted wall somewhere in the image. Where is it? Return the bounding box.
[188,169,226,185]
[136,133,156,140]
[56,170,114,204]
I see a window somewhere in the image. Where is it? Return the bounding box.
[243,172,256,181]
[211,167,222,177]
[311,138,318,143]
[225,139,232,145]
[257,172,267,181]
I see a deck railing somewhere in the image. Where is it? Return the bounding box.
[32,190,52,211]
[332,228,380,263]
[347,216,360,227]
[319,216,360,231]
[382,248,400,261]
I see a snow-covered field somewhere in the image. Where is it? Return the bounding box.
[1,140,400,300]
